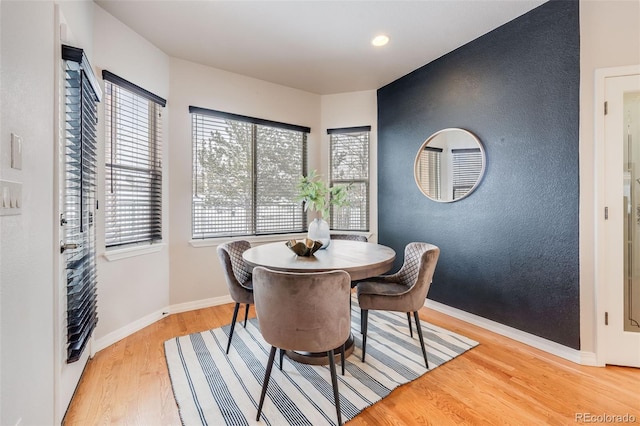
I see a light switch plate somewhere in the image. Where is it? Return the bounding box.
[11,133,22,170]
[0,180,22,216]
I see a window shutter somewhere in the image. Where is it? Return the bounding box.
[103,71,165,248]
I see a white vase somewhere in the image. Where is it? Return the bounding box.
[308,217,331,249]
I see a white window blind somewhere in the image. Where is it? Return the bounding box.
[418,147,442,199]
[328,126,370,231]
[191,106,308,238]
[103,71,165,248]
[452,148,482,200]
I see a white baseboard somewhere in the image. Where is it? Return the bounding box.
[93,308,166,353]
[579,350,599,366]
[93,295,234,354]
[425,299,596,365]
[93,295,598,366]
[168,295,233,314]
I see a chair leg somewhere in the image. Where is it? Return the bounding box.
[243,303,250,328]
[361,309,369,362]
[413,311,429,369]
[407,312,413,338]
[340,343,345,376]
[226,302,240,354]
[279,348,285,371]
[256,346,277,421]
[327,349,343,426]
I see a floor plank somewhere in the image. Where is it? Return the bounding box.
[63,303,640,425]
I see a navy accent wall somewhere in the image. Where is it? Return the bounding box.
[377,1,580,349]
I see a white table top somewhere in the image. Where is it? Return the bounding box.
[242,239,396,281]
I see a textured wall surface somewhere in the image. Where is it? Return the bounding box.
[377,0,580,348]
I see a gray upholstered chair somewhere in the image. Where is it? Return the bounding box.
[331,234,368,242]
[217,240,254,354]
[331,234,368,293]
[356,242,440,369]
[252,267,351,425]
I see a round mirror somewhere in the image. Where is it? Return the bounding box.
[414,128,486,202]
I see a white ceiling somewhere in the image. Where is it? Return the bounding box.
[95,0,547,95]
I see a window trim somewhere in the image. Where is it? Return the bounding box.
[190,106,310,239]
[327,126,371,134]
[189,106,310,133]
[102,70,165,249]
[103,70,166,107]
[328,126,371,231]
[102,242,165,262]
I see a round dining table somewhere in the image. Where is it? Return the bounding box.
[242,239,396,364]
[242,239,396,281]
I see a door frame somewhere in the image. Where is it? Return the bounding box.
[53,8,64,422]
[594,64,640,366]
[52,7,97,423]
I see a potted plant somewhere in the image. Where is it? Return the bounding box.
[296,170,350,248]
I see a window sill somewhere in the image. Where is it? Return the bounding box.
[102,243,165,261]
[189,232,372,248]
[189,233,309,248]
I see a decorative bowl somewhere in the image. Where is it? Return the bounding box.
[286,238,323,257]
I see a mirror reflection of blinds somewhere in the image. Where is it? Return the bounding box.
[103,71,165,248]
[420,147,442,199]
[452,148,482,200]
[62,45,101,363]
[190,106,308,238]
[328,126,370,231]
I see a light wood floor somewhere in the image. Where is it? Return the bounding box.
[64,302,640,425]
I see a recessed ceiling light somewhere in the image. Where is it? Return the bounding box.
[371,35,389,47]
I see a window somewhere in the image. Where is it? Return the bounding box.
[417,147,442,199]
[452,148,482,200]
[328,126,370,231]
[191,106,309,239]
[103,71,166,248]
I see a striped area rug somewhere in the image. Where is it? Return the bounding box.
[164,297,478,425]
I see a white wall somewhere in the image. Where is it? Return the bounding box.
[0,3,3,422]
[0,3,636,424]
[168,58,322,305]
[91,5,172,345]
[579,0,640,354]
[320,91,378,241]
[0,1,56,424]
[1,3,172,423]
[0,2,3,421]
